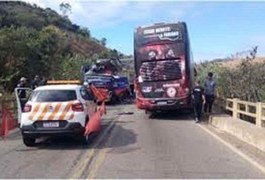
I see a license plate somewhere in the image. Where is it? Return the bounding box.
[157,101,167,105]
[43,122,59,128]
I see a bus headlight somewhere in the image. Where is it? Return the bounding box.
[167,87,177,97]
[142,86,152,93]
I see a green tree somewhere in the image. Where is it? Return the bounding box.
[59,2,71,18]
[100,37,107,46]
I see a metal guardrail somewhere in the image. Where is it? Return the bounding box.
[226,98,265,127]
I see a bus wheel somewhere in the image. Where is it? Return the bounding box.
[183,108,194,114]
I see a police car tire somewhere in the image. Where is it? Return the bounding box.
[23,137,36,147]
[82,135,90,145]
[82,117,90,145]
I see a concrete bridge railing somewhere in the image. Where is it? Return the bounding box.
[226,98,265,127]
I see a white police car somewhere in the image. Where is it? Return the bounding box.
[19,85,97,146]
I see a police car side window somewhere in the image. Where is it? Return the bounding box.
[80,87,94,101]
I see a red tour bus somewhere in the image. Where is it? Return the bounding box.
[134,22,195,112]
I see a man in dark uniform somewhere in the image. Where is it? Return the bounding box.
[17,77,28,110]
[192,80,205,123]
[31,75,41,90]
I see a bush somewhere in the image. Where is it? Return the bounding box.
[197,47,265,102]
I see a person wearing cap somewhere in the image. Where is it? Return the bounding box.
[17,77,27,99]
[17,77,29,110]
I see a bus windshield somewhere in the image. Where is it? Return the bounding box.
[139,60,182,82]
[136,43,184,61]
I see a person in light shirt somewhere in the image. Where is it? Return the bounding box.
[204,72,217,114]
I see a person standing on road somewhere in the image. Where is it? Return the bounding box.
[17,77,29,109]
[17,77,27,99]
[192,80,205,123]
[204,72,216,114]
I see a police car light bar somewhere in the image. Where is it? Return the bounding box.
[47,80,81,85]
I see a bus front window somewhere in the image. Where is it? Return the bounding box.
[139,60,182,82]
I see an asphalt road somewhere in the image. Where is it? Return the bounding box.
[0,104,264,178]
[0,105,122,179]
[89,105,265,179]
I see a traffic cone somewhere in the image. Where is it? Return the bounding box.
[0,108,8,138]
[91,85,108,102]
[99,101,106,116]
[0,108,18,138]
[84,111,101,136]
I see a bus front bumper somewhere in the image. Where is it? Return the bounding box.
[136,96,191,110]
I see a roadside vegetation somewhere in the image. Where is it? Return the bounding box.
[196,46,265,102]
[0,1,125,91]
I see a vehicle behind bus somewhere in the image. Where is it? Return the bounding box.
[134,22,194,111]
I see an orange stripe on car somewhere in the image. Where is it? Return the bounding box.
[58,103,72,120]
[37,103,51,120]
[29,103,41,120]
[68,113,74,120]
[47,103,62,120]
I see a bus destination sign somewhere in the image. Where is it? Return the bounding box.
[142,26,181,41]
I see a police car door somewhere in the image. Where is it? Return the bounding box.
[80,86,97,118]
[14,88,32,124]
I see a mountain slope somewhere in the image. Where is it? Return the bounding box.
[0,1,120,90]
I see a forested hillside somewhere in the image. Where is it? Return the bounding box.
[0,1,123,91]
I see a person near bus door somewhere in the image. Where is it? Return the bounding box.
[204,72,216,114]
[192,80,205,123]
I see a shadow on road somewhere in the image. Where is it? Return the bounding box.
[1,129,22,141]
[148,110,194,121]
[27,123,112,150]
[95,123,137,152]
[27,121,137,152]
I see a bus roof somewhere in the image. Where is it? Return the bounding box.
[136,22,186,30]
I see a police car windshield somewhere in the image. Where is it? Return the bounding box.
[30,90,77,102]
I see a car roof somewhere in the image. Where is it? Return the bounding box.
[34,85,81,91]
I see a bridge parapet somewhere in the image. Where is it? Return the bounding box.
[226,98,265,127]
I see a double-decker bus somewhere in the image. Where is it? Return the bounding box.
[134,22,195,112]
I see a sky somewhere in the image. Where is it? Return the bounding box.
[24,0,265,62]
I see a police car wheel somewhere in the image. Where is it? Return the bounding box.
[82,117,90,145]
[82,135,90,145]
[23,137,36,147]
